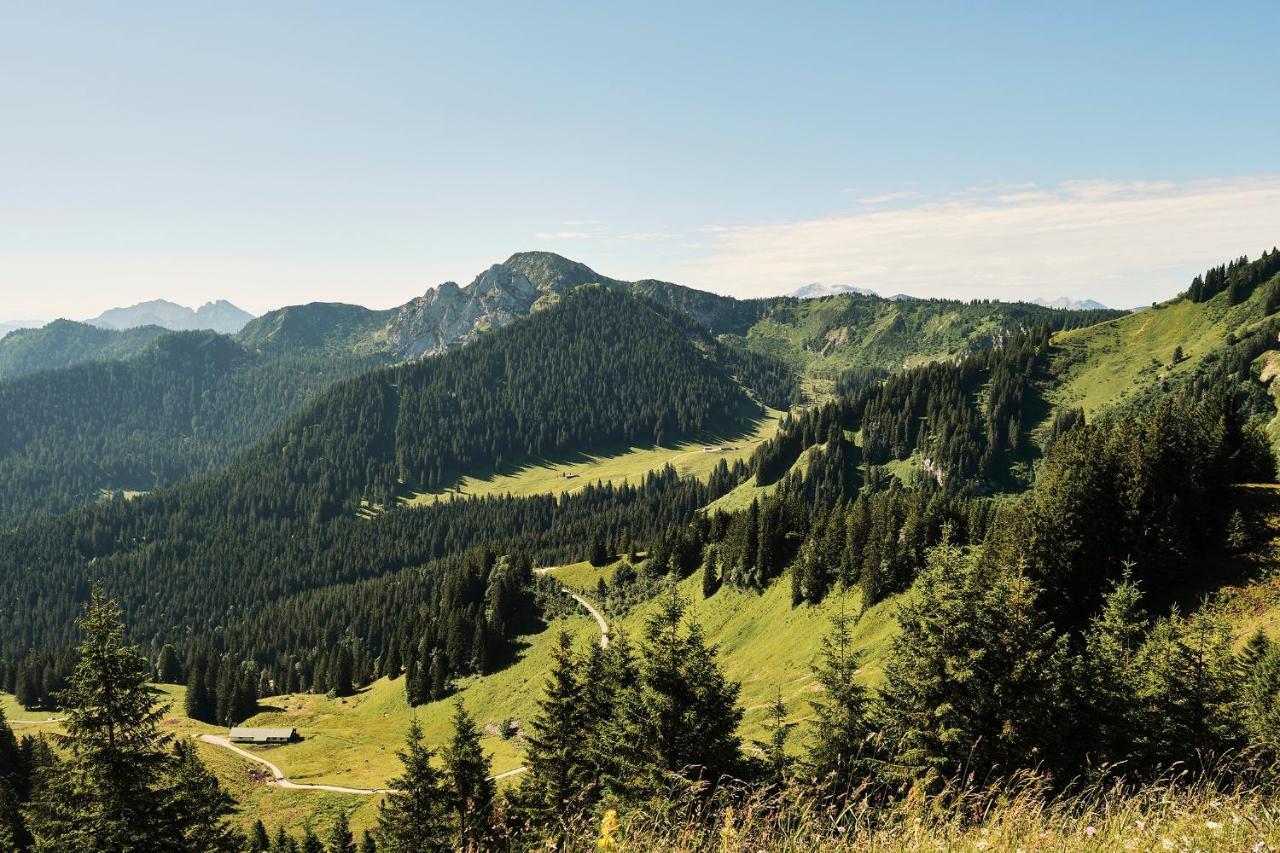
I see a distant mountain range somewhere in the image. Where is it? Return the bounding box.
[87,299,254,334]
[788,283,877,299]
[1031,296,1110,311]
[1,252,1125,384]
[0,320,43,340]
[238,252,765,360]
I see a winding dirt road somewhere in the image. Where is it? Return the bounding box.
[198,734,390,794]
[200,579,609,793]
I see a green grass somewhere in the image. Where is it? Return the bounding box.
[398,410,782,507]
[1046,290,1265,418]
[541,559,618,592]
[613,574,899,744]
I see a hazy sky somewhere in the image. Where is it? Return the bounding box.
[2,2,1279,319]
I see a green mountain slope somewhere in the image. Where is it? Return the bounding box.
[0,319,169,379]
[1043,252,1280,441]
[235,302,396,357]
[0,287,784,681]
[238,251,1120,382]
[0,332,385,528]
[732,292,1120,378]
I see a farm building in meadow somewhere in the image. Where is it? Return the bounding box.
[228,726,296,745]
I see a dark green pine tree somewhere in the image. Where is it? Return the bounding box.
[1239,629,1280,754]
[301,828,325,853]
[588,535,610,568]
[24,587,174,849]
[376,718,451,852]
[333,644,355,698]
[25,585,236,850]
[0,703,29,851]
[166,739,242,852]
[184,652,213,724]
[806,600,874,792]
[1135,611,1241,766]
[249,818,271,852]
[440,702,494,848]
[519,631,591,824]
[701,545,720,598]
[359,829,378,853]
[613,588,743,798]
[874,541,1067,793]
[155,643,182,684]
[326,811,356,853]
[754,689,791,785]
[428,649,449,702]
[1071,572,1147,768]
[383,635,402,680]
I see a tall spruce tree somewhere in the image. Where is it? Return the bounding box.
[612,588,743,797]
[519,631,592,823]
[24,586,176,850]
[807,600,874,792]
[1071,572,1147,768]
[155,644,182,685]
[24,585,238,851]
[755,690,791,785]
[376,718,451,852]
[440,702,494,848]
[0,704,29,851]
[166,739,241,852]
[875,542,1068,793]
[326,811,356,853]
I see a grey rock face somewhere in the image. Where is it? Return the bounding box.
[385,254,598,359]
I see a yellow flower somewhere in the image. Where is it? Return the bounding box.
[720,806,738,852]
[597,809,620,852]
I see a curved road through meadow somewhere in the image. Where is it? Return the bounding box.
[201,578,607,793]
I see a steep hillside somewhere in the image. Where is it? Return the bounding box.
[0,332,384,527]
[0,319,169,379]
[235,302,396,357]
[732,292,1119,378]
[0,287,782,686]
[1043,251,1280,438]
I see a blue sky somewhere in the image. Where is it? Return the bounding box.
[2,2,1278,317]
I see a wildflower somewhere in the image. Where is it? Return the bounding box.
[1084,826,1098,837]
[597,809,620,852]
[1161,839,1174,850]
[719,806,737,853]
[1206,821,1223,831]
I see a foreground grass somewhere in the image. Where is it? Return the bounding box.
[604,771,1280,851]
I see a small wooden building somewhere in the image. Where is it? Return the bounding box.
[229,726,296,745]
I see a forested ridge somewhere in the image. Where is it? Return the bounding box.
[0,320,169,380]
[0,285,780,706]
[0,331,387,528]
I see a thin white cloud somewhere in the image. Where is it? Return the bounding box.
[535,231,595,240]
[853,190,922,206]
[674,176,1280,304]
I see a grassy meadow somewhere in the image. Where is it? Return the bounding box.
[399,409,782,508]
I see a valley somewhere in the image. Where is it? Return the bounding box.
[4,249,1280,848]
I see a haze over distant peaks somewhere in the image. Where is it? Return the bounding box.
[1031,296,1110,311]
[87,298,254,334]
[788,282,877,299]
[0,320,44,339]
